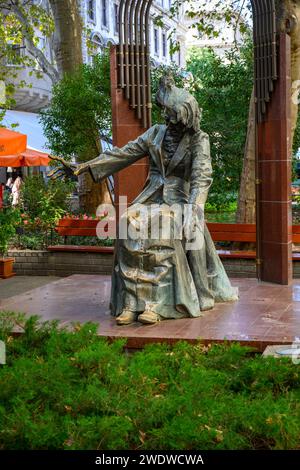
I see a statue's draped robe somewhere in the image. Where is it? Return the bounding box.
[87,124,238,318]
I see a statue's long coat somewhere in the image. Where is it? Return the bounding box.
[87,124,238,318]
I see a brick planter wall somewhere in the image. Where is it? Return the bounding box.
[8,250,114,277]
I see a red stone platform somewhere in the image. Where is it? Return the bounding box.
[1,275,300,351]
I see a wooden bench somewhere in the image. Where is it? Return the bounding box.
[208,222,300,261]
[48,218,300,260]
[48,218,114,254]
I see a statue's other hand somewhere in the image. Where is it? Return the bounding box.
[48,156,87,181]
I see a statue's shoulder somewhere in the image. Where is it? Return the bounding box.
[190,129,209,145]
[142,123,164,139]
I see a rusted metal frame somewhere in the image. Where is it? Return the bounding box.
[252,0,261,121]
[254,0,263,120]
[118,0,126,88]
[264,0,271,104]
[251,0,259,119]
[250,0,262,278]
[145,0,153,128]
[259,1,267,117]
[124,0,131,100]
[129,0,137,109]
[139,0,149,128]
[266,0,273,93]
[252,0,278,122]
[271,0,277,81]
[134,0,144,120]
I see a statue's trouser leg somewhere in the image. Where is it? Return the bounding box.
[186,243,215,311]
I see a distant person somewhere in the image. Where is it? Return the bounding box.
[11,176,23,206]
[5,176,13,192]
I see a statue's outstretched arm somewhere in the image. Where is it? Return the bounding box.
[49,127,153,182]
[76,127,153,182]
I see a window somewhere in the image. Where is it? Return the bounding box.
[89,34,103,63]
[102,0,108,28]
[162,32,167,57]
[154,28,159,55]
[169,40,173,62]
[113,3,119,34]
[88,0,96,22]
[5,42,25,66]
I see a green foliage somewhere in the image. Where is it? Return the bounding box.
[0,208,21,256]
[20,175,75,229]
[13,175,75,248]
[293,111,300,157]
[0,2,55,125]
[1,312,300,450]
[40,52,111,163]
[187,43,253,208]
[150,43,253,209]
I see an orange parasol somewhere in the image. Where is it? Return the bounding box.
[0,147,51,167]
[0,128,27,156]
[0,128,51,167]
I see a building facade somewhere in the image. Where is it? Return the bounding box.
[9,0,187,112]
[184,1,244,56]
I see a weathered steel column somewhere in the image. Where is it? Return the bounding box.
[256,33,292,284]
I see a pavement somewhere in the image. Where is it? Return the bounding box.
[0,276,60,300]
[0,274,299,351]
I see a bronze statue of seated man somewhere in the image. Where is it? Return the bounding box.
[51,77,238,325]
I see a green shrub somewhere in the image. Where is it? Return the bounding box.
[0,312,300,450]
[0,208,21,256]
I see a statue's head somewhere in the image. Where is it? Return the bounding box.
[155,74,201,133]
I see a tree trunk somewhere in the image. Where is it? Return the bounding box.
[236,0,300,224]
[236,90,256,223]
[48,0,83,78]
[277,0,300,143]
[48,0,111,214]
[78,173,112,216]
[77,139,112,215]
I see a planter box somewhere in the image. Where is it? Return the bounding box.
[0,257,16,279]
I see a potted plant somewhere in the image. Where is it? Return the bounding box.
[0,207,21,279]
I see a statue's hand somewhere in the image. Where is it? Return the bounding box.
[48,156,88,181]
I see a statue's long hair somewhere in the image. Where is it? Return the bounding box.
[155,75,201,133]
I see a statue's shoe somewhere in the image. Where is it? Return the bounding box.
[116,310,137,325]
[200,301,215,312]
[138,311,161,325]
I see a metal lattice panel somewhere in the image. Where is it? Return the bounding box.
[117,1,278,126]
[251,0,278,122]
[118,0,154,128]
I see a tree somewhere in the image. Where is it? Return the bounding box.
[0,1,109,214]
[48,0,83,78]
[237,0,300,223]
[40,53,112,214]
[187,44,253,208]
[172,1,300,221]
[0,1,58,85]
[0,0,58,125]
